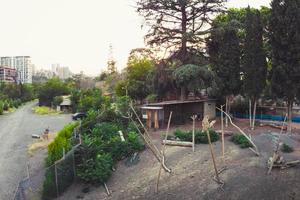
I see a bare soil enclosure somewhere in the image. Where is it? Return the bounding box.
[59,119,300,200]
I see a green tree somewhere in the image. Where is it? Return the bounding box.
[125,57,154,101]
[53,96,63,106]
[243,7,268,130]
[269,0,300,133]
[207,21,241,126]
[37,78,70,106]
[173,64,213,100]
[137,0,225,63]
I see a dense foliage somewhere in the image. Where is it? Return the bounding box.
[0,82,35,114]
[231,134,253,148]
[269,0,300,132]
[173,128,219,144]
[43,122,79,199]
[37,78,70,106]
[137,0,225,63]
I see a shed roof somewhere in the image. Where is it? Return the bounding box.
[147,99,215,106]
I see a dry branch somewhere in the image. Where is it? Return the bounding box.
[156,111,173,193]
[216,107,260,156]
[162,140,193,147]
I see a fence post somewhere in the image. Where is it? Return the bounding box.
[72,151,76,177]
[54,163,59,197]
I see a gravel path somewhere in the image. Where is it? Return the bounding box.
[0,101,72,200]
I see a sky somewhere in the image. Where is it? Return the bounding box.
[0,0,271,76]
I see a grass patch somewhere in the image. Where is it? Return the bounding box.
[27,133,57,155]
[231,134,253,148]
[32,106,60,114]
[281,143,294,153]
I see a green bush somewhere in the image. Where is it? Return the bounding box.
[281,143,294,153]
[0,101,3,115]
[127,131,145,152]
[46,122,78,166]
[174,129,192,141]
[3,101,9,111]
[195,129,219,144]
[42,168,56,200]
[174,129,219,143]
[231,134,253,148]
[77,153,113,183]
[91,122,119,140]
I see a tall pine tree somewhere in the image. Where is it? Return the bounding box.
[243,7,267,130]
[269,0,300,133]
[207,21,241,126]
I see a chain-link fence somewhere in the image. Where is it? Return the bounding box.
[14,126,81,200]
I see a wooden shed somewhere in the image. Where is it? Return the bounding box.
[141,99,216,128]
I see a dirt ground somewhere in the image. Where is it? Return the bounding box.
[58,118,300,200]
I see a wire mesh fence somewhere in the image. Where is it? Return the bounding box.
[14,126,81,200]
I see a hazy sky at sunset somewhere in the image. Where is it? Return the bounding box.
[0,0,271,76]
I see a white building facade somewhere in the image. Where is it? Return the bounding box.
[0,56,33,83]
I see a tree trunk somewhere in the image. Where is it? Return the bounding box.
[249,99,252,128]
[180,5,187,61]
[252,99,257,130]
[287,100,293,134]
[180,86,186,101]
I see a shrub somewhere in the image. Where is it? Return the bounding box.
[231,134,253,148]
[127,131,145,152]
[3,101,9,111]
[174,129,219,143]
[77,153,113,183]
[0,101,3,115]
[46,122,78,166]
[281,143,294,153]
[174,129,192,141]
[42,168,56,200]
[91,122,119,140]
[195,129,219,144]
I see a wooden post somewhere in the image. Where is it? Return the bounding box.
[156,111,173,193]
[154,110,159,129]
[192,115,197,152]
[147,110,152,128]
[206,129,220,182]
[221,105,225,158]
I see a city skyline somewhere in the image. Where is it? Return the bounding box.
[0,0,271,76]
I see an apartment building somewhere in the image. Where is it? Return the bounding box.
[0,66,17,83]
[0,56,32,83]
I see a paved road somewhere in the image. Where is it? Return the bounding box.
[0,101,72,199]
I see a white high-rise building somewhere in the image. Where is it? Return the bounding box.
[51,63,72,80]
[13,56,32,83]
[0,56,33,83]
[0,57,13,67]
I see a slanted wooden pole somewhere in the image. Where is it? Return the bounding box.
[221,105,225,158]
[192,115,197,152]
[217,107,259,156]
[206,129,220,182]
[156,111,173,193]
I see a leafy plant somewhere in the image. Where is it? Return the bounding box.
[45,122,78,166]
[281,143,294,153]
[173,129,219,143]
[127,131,145,152]
[231,134,253,148]
[77,153,113,183]
[0,101,3,115]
